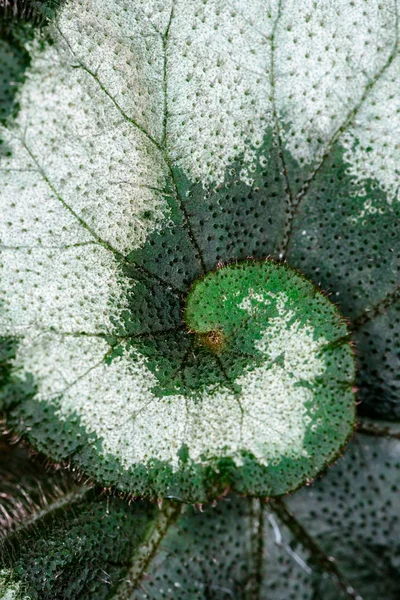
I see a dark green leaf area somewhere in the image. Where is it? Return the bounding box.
[184,259,353,387]
[353,299,400,419]
[287,143,400,322]
[116,267,183,338]
[131,496,263,600]
[0,24,31,140]
[131,434,400,600]
[185,260,347,345]
[5,401,226,502]
[119,130,291,397]
[286,434,400,600]
[0,336,36,412]
[7,401,91,461]
[130,495,339,600]
[1,492,157,600]
[119,135,397,417]
[126,180,202,293]
[115,258,354,410]
[127,132,289,289]
[127,331,226,399]
[175,132,289,272]
[116,141,354,399]
[0,1,66,138]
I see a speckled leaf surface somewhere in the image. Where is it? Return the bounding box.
[1,490,160,600]
[123,433,399,600]
[284,429,400,600]
[0,442,177,600]
[1,431,399,600]
[0,0,399,503]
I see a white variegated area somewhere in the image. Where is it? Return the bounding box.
[342,53,400,204]
[0,575,23,600]
[168,0,400,192]
[0,0,394,479]
[273,0,398,167]
[11,292,326,469]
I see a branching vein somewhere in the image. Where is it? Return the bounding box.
[280,0,400,259]
[269,498,364,600]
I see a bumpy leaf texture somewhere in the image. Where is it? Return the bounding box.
[1,431,399,599]
[0,0,399,596]
[2,0,399,500]
[0,442,178,600]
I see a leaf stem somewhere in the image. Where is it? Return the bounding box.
[112,501,181,599]
[269,498,363,600]
[245,498,265,600]
[357,418,400,439]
